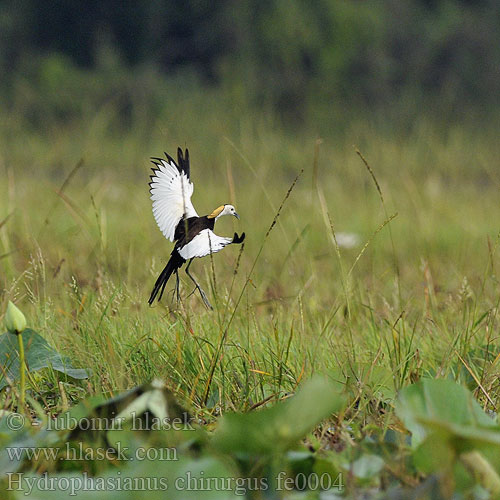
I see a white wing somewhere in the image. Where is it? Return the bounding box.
[150,157,198,242]
[178,229,233,260]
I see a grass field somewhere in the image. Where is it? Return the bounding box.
[2,97,500,498]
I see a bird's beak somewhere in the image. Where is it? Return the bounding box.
[233,212,240,220]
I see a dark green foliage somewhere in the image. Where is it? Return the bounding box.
[0,329,89,389]
[213,376,345,454]
[1,0,500,116]
[3,378,500,497]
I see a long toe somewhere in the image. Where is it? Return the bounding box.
[199,290,213,310]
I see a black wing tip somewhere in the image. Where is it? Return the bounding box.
[149,147,191,183]
[177,147,190,179]
[232,232,245,244]
[177,147,189,160]
[149,166,160,192]
[149,160,161,177]
[164,152,177,165]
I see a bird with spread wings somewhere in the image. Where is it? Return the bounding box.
[148,148,245,309]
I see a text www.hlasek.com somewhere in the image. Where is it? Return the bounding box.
[7,471,344,496]
[6,442,177,462]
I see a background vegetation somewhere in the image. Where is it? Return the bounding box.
[1,0,500,498]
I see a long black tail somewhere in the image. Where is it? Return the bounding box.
[148,251,185,305]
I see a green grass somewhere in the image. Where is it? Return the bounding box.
[2,97,500,496]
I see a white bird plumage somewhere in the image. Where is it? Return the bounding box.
[150,157,198,242]
[178,229,233,260]
[148,148,245,309]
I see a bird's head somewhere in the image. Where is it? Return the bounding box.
[208,204,240,220]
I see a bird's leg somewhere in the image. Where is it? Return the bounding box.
[185,259,213,310]
[175,269,180,305]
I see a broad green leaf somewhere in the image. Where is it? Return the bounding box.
[0,432,36,475]
[0,411,34,475]
[395,378,495,448]
[351,454,385,479]
[413,434,455,473]
[0,329,89,389]
[213,376,345,455]
[413,419,500,474]
[0,413,59,476]
[397,379,500,495]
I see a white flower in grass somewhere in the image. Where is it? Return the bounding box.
[336,232,360,249]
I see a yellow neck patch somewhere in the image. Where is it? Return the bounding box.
[207,205,225,219]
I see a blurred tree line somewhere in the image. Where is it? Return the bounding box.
[1,0,499,120]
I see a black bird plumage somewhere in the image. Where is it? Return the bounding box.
[148,148,245,307]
